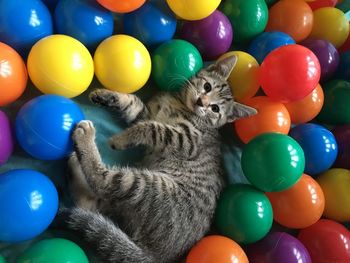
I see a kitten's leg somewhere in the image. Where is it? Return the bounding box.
[67,152,98,210]
[109,121,200,159]
[54,207,155,263]
[89,89,150,124]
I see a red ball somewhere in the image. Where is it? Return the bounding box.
[259,44,320,103]
[298,219,350,262]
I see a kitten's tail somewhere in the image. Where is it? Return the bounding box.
[53,207,155,263]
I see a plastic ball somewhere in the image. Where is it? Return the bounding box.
[310,7,349,48]
[41,0,59,12]
[283,84,324,124]
[241,133,305,192]
[218,51,260,102]
[259,44,321,103]
[96,0,145,13]
[215,184,273,244]
[0,42,27,106]
[266,174,325,229]
[335,51,350,80]
[152,39,203,92]
[54,0,114,51]
[17,238,88,263]
[15,94,85,160]
[27,34,94,98]
[186,235,248,263]
[220,0,268,43]
[317,168,350,222]
[338,32,350,53]
[234,96,291,144]
[248,31,295,64]
[0,0,53,57]
[0,111,13,166]
[123,3,177,48]
[247,232,312,263]
[266,0,313,42]
[306,0,337,10]
[0,169,58,242]
[301,39,339,81]
[94,34,151,93]
[289,123,338,176]
[0,255,4,263]
[180,10,232,61]
[166,0,220,21]
[317,79,350,124]
[333,125,350,169]
[298,219,350,262]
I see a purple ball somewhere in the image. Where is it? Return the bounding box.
[333,125,350,169]
[180,10,233,61]
[247,232,312,263]
[0,110,13,165]
[301,39,339,82]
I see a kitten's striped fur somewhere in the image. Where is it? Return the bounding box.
[58,56,257,263]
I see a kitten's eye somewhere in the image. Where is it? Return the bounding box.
[204,82,212,93]
[211,104,220,113]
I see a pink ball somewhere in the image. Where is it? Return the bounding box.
[0,110,13,165]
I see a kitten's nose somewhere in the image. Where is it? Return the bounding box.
[196,98,203,107]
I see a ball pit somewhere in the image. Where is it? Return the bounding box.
[15,94,85,160]
[0,42,28,106]
[54,0,114,51]
[333,125,350,169]
[27,34,94,98]
[0,0,53,57]
[17,238,89,263]
[97,0,145,13]
[335,50,350,80]
[186,235,248,263]
[94,34,151,93]
[307,0,337,10]
[248,232,312,263]
[0,169,58,243]
[317,168,350,222]
[123,2,177,48]
[241,133,305,192]
[0,255,4,263]
[0,111,13,166]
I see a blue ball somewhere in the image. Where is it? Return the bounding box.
[0,0,53,57]
[123,2,177,47]
[41,0,59,12]
[248,31,295,64]
[15,94,85,160]
[54,0,114,51]
[289,123,338,176]
[0,169,58,243]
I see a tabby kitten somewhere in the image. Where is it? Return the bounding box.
[59,55,257,263]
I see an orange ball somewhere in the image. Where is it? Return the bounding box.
[0,42,27,106]
[266,0,313,42]
[266,174,325,229]
[284,83,324,124]
[96,0,145,13]
[234,96,291,143]
[186,235,248,263]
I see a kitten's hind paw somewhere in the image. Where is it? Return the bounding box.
[89,89,119,108]
[72,120,96,143]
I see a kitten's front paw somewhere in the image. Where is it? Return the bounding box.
[108,133,133,150]
[72,120,96,143]
[89,89,119,108]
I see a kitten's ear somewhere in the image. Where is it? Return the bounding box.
[227,102,257,123]
[205,55,238,80]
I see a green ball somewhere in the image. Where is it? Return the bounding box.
[220,0,268,43]
[214,184,273,244]
[0,254,5,263]
[151,39,203,92]
[16,238,89,263]
[317,79,350,125]
[241,133,305,192]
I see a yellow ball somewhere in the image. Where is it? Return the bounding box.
[317,168,350,222]
[310,7,350,48]
[27,34,94,98]
[219,51,260,102]
[166,0,221,20]
[94,35,151,93]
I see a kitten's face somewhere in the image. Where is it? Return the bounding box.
[182,56,257,128]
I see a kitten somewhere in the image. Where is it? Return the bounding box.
[58,55,257,263]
